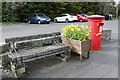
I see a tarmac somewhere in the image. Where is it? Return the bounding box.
[1,20,118,79]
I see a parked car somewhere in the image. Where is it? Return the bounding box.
[54,14,77,23]
[80,14,88,17]
[27,13,51,24]
[104,14,112,20]
[72,14,88,22]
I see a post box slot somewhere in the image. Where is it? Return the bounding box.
[99,23,104,26]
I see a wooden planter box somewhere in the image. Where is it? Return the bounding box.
[61,37,91,61]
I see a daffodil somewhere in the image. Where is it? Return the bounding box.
[73,25,77,28]
[62,24,91,40]
[81,25,84,28]
[86,26,88,29]
[86,33,89,36]
[77,28,81,31]
[62,28,66,31]
[69,24,74,27]
[66,26,69,28]
[71,28,74,31]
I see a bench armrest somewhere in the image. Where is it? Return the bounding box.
[8,48,23,64]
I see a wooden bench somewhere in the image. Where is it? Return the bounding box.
[0,43,11,68]
[5,32,71,78]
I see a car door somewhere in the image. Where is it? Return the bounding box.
[60,15,67,21]
[56,15,67,21]
[29,14,38,23]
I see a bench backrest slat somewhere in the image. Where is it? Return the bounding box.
[5,32,61,43]
[12,34,61,50]
[15,37,61,50]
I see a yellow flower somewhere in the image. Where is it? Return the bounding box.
[81,33,84,34]
[71,28,74,31]
[62,28,66,31]
[86,33,89,36]
[66,26,69,28]
[66,27,69,29]
[81,25,84,28]
[69,24,74,27]
[86,26,89,29]
[73,25,77,28]
[77,28,81,31]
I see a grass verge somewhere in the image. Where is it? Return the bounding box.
[0,22,26,25]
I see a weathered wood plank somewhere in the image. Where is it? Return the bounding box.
[5,32,70,78]
[5,32,61,43]
[9,44,69,63]
[61,37,91,54]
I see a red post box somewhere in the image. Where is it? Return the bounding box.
[87,15,105,50]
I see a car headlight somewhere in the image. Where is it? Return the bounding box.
[49,18,51,21]
[41,18,46,20]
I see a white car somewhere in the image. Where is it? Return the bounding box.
[54,14,77,23]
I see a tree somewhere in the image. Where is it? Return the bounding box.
[96,2,116,17]
[2,2,116,22]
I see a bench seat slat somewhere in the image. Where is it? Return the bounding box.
[9,44,69,63]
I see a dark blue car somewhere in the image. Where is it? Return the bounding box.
[27,13,51,24]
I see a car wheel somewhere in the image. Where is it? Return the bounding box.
[54,19,58,23]
[80,19,83,22]
[38,20,41,24]
[28,20,31,24]
[65,19,69,23]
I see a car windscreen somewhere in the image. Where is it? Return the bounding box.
[71,15,79,16]
[59,15,67,17]
[37,13,46,17]
[72,15,77,16]
[81,14,88,16]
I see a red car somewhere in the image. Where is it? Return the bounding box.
[72,14,88,22]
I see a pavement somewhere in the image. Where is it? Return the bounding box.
[1,20,118,79]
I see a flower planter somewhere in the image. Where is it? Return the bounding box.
[61,37,91,61]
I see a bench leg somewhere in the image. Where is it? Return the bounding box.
[56,51,71,62]
[63,51,71,62]
[80,54,83,62]
[10,62,26,78]
[56,54,67,63]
